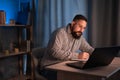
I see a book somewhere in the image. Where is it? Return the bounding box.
[0,10,6,24]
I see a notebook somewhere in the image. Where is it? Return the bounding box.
[66,46,120,69]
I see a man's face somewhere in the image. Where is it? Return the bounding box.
[71,20,87,39]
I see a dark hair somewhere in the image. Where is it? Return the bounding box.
[73,14,87,22]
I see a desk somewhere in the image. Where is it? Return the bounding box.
[46,57,120,80]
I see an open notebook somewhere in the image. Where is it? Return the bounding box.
[66,46,120,69]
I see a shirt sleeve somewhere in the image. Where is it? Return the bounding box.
[79,36,94,55]
[47,29,78,60]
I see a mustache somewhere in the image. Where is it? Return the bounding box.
[73,31,82,35]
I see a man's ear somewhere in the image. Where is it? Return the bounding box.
[71,21,75,26]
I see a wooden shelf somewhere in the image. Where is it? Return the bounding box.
[0,51,28,59]
[0,24,31,28]
[8,75,32,80]
[0,23,33,80]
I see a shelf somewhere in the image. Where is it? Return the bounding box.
[0,23,33,79]
[9,75,33,80]
[0,24,31,28]
[0,51,28,59]
[8,74,32,80]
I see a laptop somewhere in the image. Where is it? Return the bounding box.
[66,46,120,69]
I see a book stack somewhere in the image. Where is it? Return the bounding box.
[0,10,6,24]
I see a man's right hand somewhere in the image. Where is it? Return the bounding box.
[78,52,89,60]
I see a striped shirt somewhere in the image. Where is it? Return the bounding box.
[41,24,94,68]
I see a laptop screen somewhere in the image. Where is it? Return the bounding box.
[83,46,120,69]
[66,46,120,69]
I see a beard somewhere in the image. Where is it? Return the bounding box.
[71,31,82,39]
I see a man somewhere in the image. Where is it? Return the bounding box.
[40,14,94,80]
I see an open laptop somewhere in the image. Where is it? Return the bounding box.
[66,46,120,69]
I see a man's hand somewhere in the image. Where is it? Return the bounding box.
[78,52,90,60]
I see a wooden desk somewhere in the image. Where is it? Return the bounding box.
[46,57,120,80]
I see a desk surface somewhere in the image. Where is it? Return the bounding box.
[46,57,120,78]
